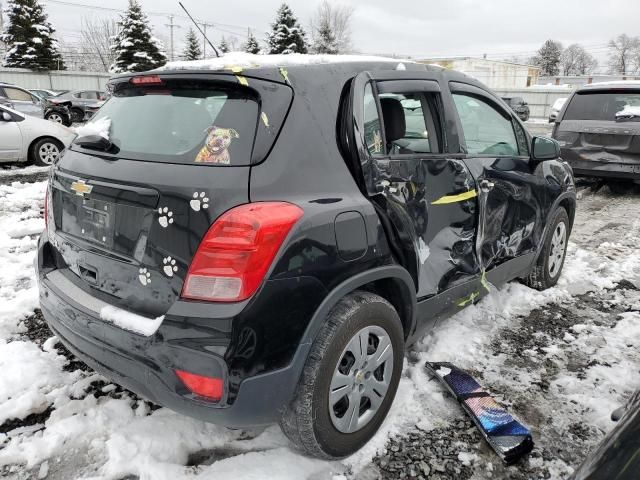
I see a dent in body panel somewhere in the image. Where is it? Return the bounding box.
[373,156,478,298]
[465,157,544,272]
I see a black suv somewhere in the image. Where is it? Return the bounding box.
[36,57,575,459]
[553,81,640,190]
[502,96,530,122]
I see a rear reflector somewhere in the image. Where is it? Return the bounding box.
[130,75,163,85]
[181,202,303,302]
[175,369,223,401]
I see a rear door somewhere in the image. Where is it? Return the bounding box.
[350,71,480,303]
[449,81,546,272]
[3,86,42,117]
[49,74,292,318]
[0,107,22,160]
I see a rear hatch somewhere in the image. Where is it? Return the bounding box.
[48,72,292,318]
[555,89,640,164]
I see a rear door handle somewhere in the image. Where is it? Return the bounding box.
[479,180,495,192]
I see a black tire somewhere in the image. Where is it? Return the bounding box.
[280,291,404,459]
[45,111,71,127]
[30,137,64,166]
[523,207,569,290]
[70,107,84,124]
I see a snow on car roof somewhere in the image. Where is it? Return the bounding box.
[157,52,413,72]
[581,80,640,89]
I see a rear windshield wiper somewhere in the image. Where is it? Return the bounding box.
[74,135,113,152]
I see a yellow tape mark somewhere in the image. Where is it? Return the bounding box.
[279,67,290,83]
[480,270,491,293]
[261,112,270,127]
[431,189,477,205]
[457,291,479,308]
[235,75,249,86]
[226,65,243,73]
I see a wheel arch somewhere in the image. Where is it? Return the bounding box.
[300,265,417,347]
[28,135,64,162]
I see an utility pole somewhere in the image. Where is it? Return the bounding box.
[201,22,214,58]
[164,15,181,61]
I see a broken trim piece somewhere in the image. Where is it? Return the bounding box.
[432,189,477,205]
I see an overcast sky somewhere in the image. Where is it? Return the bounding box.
[40,0,640,70]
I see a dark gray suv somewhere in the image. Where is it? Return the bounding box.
[553,81,640,190]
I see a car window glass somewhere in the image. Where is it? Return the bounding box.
[4,87,33,102]
[564,91,640,122]
[453,93,518,156]
[378,92,439,154]
[513,120,529,156]
[363,83,384,156]
[73,92,82,98]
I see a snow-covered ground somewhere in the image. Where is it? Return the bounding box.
[0,171,639,480]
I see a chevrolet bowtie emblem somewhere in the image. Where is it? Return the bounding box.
[70,180,93,196]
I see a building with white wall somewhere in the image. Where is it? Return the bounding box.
[416,57,540,89]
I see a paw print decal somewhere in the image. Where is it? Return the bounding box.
[190,192,210,212]
[158,207,174,228]
[138,267,151,286]
[162,256,178,277]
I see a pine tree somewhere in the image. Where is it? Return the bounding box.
[532,39,563,76]
[266,3,308,55]
[313,17,338,54]
[110,0,166,73]
[1,0,65,70]
[219,36,229,53]
[182,27,201,61]
[244,30,260,54]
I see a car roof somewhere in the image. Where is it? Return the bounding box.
[578,80,640,92]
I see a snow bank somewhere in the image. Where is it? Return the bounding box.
[73,116,110,140]
[159,52,412,72]
[100,305,163,336]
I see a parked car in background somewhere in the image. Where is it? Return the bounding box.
[549,97,567,123]
[0,104,75,166]
[572,390,640,480]
[502,96,530,121]
[36,58,575,459]
[44,98,73,126]
[83,100,106,121]
[29,88,61,100]
[55,89,108,123]
[553,81,640,192]
[0,82,44,118]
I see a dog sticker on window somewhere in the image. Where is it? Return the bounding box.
[195,126,239,164]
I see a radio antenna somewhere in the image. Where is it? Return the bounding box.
[178,1,220,58]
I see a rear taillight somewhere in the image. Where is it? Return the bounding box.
[175,369,223,401]
[181,202,303,302]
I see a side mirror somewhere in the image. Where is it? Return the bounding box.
[1,112,12,121]
[74,135,112,151]
[531,136,560,161]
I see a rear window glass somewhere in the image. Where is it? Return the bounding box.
[89,79,259,165]
[564,91,640,122]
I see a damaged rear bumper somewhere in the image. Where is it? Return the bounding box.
[560,148,640,181]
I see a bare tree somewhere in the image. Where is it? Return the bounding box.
[561,44,597,75]
[80,17,118,72]
[608,34,640,75]
[310,0,355,53]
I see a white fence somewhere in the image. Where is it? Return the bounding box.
[493,87,574,120]
[0,67,111,91]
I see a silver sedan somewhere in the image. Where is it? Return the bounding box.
[0,105,76,166]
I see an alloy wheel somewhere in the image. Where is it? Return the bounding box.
[548,221,567,277]
[38,142,60,165]
[47,113,63,123]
